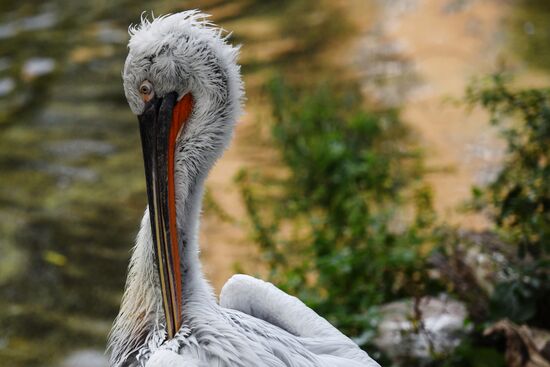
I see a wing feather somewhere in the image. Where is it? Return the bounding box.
[220,274,380,366]
[220,274,339,338]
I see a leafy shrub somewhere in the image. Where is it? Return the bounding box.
[238,78,439,343]
[240,75,550,366]
[466,76,550,328]
[245,77,550,366]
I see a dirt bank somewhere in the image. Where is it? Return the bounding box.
[353,0,509,228]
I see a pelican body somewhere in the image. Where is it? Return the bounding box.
[107,11,380,367]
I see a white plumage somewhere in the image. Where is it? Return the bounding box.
[107,11,380,367]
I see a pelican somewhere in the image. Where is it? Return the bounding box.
[107,11,380,367]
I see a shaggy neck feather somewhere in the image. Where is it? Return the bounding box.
[108,82,233,366]
[109,14,242,362]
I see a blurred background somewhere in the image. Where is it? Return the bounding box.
[0,0,549,366]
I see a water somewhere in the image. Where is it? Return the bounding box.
[1,0,548,366]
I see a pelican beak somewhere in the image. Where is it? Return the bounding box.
[137,91,193,339]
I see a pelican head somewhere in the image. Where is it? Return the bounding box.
[109,10,243,364]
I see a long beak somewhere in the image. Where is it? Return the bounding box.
[137,91,193,339]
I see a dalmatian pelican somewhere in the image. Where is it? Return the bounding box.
[107,11,380,367]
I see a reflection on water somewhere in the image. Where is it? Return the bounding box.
[0,2,147,365]
[0,0,548,366]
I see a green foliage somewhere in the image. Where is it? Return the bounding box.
[440,339,506,367]
[466,76,550,327]
[241,75,550,365]
[467,75,550,256]
[238,78,438,341]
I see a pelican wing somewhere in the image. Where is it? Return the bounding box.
[220,274,380,366]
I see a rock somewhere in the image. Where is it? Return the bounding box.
[373,295,469,363]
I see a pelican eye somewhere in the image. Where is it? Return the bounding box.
[139,80,154,102]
